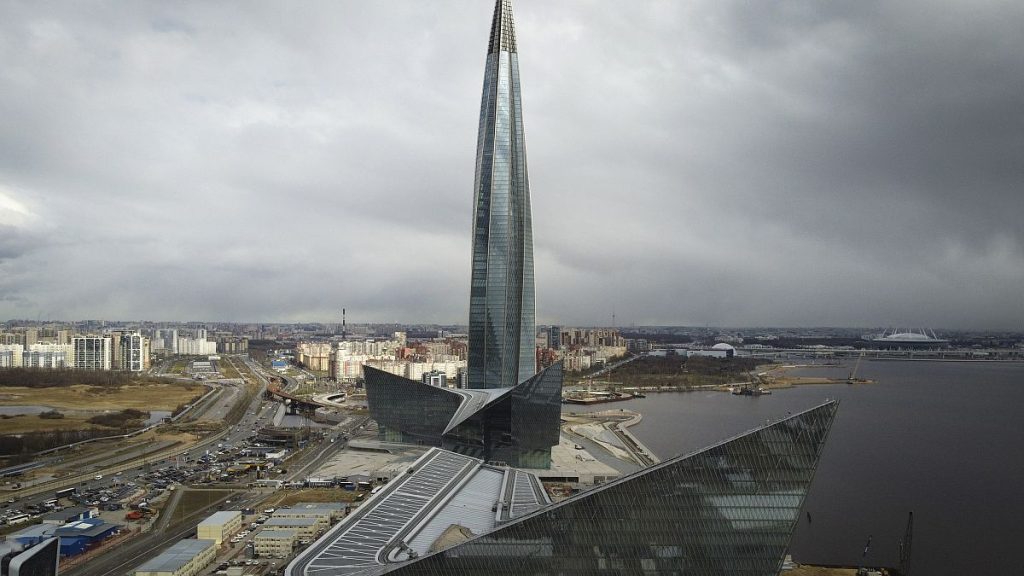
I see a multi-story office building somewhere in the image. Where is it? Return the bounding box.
[72,336,112,370]
[420,370,447,387]
[548,325,562,349]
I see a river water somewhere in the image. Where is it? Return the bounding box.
[563,360,1024,575]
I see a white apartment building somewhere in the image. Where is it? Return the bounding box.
[72,336,112,370]
[24,344,73,368]
[120,332,145,372]
[176,337,217,356]
[0,344,23,368]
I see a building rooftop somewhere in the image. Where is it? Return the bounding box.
[199,510,241,526]
[134,539,216,573]
[40,506,92,524]
[444,387,511,433]
[287,447,547,576]
[265,517,318,527]
[289,502,348,510]
[54,518,119,538]
[8,523,54,540]
[256,530,298,540]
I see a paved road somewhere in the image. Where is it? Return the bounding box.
[63,488,241,576]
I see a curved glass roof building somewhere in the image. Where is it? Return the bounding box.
[468,0,536,390]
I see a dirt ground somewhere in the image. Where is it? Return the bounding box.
[0,383,202,411]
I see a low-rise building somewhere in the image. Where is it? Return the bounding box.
[262,517,319,540]
[9,517,120,557]
[40,506,95,525]
[287,502,348,521]
[134,539,216,576]
[271,507,330,531]
[254,529,296,559]
[196,510,242,547]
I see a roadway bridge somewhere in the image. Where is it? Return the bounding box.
[265,387,325,415]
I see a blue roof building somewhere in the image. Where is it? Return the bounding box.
[9,517,121,557]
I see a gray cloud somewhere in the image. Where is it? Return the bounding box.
[0,1,1021,329]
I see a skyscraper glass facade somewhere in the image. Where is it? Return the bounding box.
[443,363,562,468]
[364,366,463,445]
[381,401,839,576]
[468,0,536,390]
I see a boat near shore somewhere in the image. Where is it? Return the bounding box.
[730,385,771,396]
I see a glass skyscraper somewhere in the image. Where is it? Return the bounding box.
[468,0,536,390]
[362,0,561,468]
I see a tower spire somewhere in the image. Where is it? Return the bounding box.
[487,0,518,54]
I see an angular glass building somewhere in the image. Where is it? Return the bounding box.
[285,401,838,576]
[468,0,536,390]
[379,401,838,576]
[364,363,562,468]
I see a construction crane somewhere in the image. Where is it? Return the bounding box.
[898,511,913,575]
[848,351,866,383]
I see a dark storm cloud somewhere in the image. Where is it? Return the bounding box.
[0,1,1020,329]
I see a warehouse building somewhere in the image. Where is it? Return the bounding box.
[134,539,216,576]
[196,510,242,547]
[8,517,120,557]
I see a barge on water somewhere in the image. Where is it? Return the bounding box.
[562,391,642,405]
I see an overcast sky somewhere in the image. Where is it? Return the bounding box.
[1,1,1022,329]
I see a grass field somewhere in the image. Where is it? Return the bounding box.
[265,488,363,507]
[218,360,241,379]
[0,383,202,411]
[168,359,189,374]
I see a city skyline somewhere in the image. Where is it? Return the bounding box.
[1,2,1023,329]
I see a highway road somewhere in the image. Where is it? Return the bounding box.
[7,353,368,576]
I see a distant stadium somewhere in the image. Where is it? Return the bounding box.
[871,328,949,348]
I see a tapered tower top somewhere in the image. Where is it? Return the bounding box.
[487,0,518,54]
